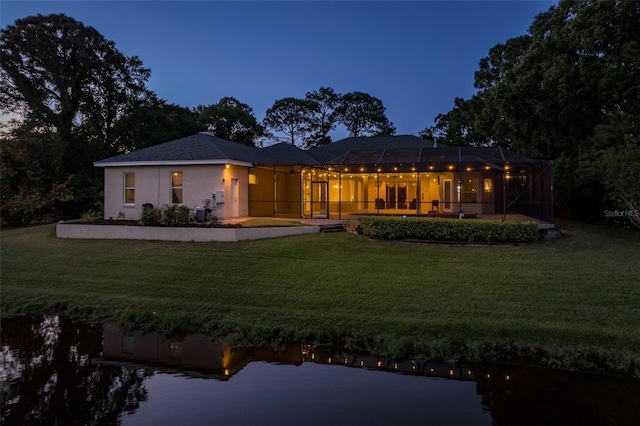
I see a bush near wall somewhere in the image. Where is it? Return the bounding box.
[138,205,190,226]
[359,217,539,243]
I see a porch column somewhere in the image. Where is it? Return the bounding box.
[416,171,421,215]
[362,175,369,213]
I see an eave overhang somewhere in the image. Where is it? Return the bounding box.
[94,159,254,168]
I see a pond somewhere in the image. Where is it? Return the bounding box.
[1,316,639,425]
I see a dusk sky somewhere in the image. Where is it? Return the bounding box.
[1,1,557,141]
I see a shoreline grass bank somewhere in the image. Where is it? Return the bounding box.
[2,222,639,377]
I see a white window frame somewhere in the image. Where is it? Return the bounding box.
[171,171,183,204]
[124,172,135,205]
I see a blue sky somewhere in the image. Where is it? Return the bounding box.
[1,1,557,140]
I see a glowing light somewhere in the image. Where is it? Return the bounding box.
[225,164,230,169]
[506,375,511,381]
[360,360,364,367]
[449,369,454,376]
[377,361,382,367]
[224,369,230,376]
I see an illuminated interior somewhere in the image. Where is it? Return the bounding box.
[246,144,553,221]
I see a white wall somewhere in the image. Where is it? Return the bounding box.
[102,164,248,221]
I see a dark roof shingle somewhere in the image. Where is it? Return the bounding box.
[95,133,544,168]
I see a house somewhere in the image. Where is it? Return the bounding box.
[94,133,554,223]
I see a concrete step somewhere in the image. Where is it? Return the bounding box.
[319,224,346,233]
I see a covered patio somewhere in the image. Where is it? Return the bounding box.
[297,144,553,223]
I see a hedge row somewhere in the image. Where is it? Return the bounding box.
[359,216,539,243]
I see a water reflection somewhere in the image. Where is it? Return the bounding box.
[1,316,150,426]
[2,317,639,425]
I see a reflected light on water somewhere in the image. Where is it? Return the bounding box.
[2,317,639,426]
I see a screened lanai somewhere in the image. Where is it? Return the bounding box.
[247,136,554,223]
[302,143,553,222]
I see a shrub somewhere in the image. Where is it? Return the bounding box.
[161,204,191,225]
[359,217,539,243]
[138,207,162,225]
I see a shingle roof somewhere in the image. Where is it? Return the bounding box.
[95,133,544,168]
[94,133,264,165]
[306,135,440,163]
[260,143,319,165]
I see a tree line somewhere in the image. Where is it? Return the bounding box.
[0,14,395,225]
[198,88,395,149]
[419,0,639,226]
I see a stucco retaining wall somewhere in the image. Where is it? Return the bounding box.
[57,222,320,242]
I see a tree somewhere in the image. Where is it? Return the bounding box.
[598,142,640,229]
[421,0,640,221]
[0,14,152,159]
[196,97,265,146]
[263,97,317,146]
[336,91,395,137]
[0,129,73,226]
[420,95,494,147]
[0,13,154,219]
[303,87,341,148]
[112,97,201,153]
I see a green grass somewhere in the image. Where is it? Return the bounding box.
[2,221,639,375]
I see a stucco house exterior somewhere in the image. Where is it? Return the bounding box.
[94,133,554,223]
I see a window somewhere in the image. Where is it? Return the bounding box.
[483,178,493,203]
[124,173,135,204]
[171,172,183,204]
[460,178,478,203]
[248,173,258,185]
